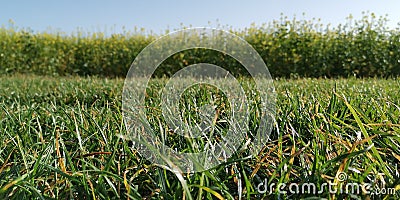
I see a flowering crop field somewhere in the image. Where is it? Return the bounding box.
[1,13,400,78]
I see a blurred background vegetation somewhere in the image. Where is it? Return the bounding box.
[1,13,399,78]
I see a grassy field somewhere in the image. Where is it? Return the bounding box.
[0,75,399,199]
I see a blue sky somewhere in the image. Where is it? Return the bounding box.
[1,0,400,35]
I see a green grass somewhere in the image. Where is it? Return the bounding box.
[0,74,399,199]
